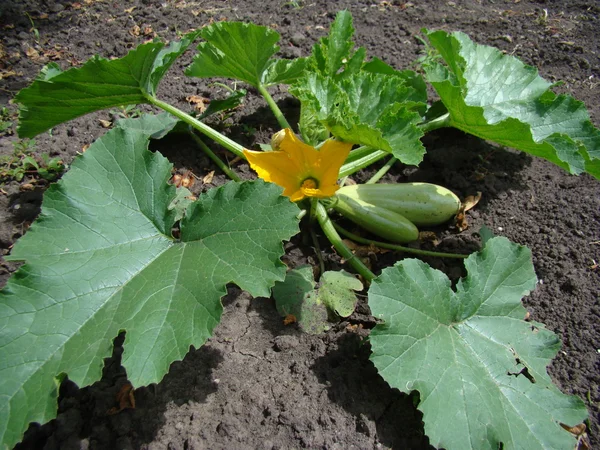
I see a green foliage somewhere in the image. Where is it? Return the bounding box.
[15,31,200,138]
[0,124,300,449]
[369,237,588,449]
[186,21,307,87]
[291,11,428,164]
[0,107,14,135]
[272,266,362,333]
[291,72,426,165]
[425,30,600,179]
[309,10,360,79]
[197,88,247,121]
[3,10,598,450]
[317,270,362,318]
[0,139,64,183]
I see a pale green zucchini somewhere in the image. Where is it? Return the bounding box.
[336,183,460,226]
[333,193,419,243]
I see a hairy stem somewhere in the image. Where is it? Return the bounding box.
[366,156,398,184]
[315,202,376,282]
[257,84,292,130]
[339,148,388,178]
[188,130,241,182]
[148,97,246,159]
[418,112,451,133]
[333,222,469,259]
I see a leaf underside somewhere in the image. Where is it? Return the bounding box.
[425,30,600,179]
[368,237,588,450]
[0,122,299,449]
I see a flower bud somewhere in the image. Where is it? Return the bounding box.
[270,129,287,151]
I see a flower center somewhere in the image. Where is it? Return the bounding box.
[301,178,319,190]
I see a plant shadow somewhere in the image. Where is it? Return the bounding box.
[15,318,226,449]
[311,333,437,450]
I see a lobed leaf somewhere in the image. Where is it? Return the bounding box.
[368,237,588,450]
[272,268,361,332]
[310,10,357,78]
[186,21,306,87]
[425,30,600,179]
[318,270,362,318]
[291,72,426,165]
[15,31,200,138]
[0,123,300,449]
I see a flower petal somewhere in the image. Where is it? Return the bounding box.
[280,129,320,172]
[244,149,301,197]
[318,139,353,186]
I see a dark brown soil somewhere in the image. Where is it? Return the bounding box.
[1,1,599,449]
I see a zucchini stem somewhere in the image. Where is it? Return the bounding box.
[339,148,388,178]
[315,202,376,282]
[257,84,292,130]
[333,222,470,259]
[188,129,241,182]
[418,112,451,133]
[148,96,247,159]
[366,156,398,184]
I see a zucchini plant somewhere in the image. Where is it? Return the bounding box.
[1,10,598,450]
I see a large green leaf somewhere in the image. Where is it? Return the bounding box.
[0,125,299,449]
[368,237,587,449]
[15,31,200,138]
[291,72,426,165]
[425,30,600,179]
[185,21,306,87]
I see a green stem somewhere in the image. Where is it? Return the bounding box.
[418,112,451,133]
[309,197,318,225]
[344,146,373,163]
[309,227,326,277]
[315,202,376,282]
[188,130,241,182]
[257,84,292,130]
[333,222,469,259]
[339,149,388,178]
[148,97,246,159]
[366,156,397,184]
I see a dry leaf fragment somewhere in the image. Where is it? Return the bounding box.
[171,171,196,188]
[181,173,195,188]
[124,6,136,13]
[142,26,154,36]
[283,314,297,325]
[559,422,590,450]
[0,70,19,80]
[346,323,363,333]
[455,191,482,232]
[25,47,40,59]
[129,25,141,37]
[202,170,215,184]
[185,95,209,113]
[418,231,439,245]
[107,382,135,415]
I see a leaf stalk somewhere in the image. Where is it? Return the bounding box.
[148,96,247,159]
[315,201,376,282]
[257,84,292,130]
[333,222,469,259]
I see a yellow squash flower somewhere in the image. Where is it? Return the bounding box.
[243,129,352,202]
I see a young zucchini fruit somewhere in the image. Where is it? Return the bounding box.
[333,192,419,244]
[336,183,461,227]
